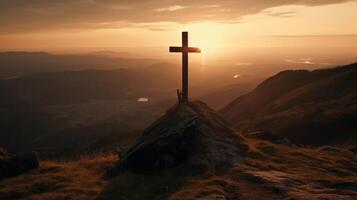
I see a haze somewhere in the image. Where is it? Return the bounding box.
[1,1,356,66]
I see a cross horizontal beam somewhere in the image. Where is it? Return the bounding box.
[169,47,201,53]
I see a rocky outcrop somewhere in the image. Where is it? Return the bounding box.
[350,147,357,154]
[116,101,249,173]
[0,147,9,159]
[0,151,39,179]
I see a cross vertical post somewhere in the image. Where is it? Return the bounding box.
[169,32,201,103]
[182,32,189,102]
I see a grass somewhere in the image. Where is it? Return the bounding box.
[98,172,186,200]
[0,153,117,200]
[1,139,356,200]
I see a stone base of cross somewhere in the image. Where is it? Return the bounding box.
[170,32,201,103]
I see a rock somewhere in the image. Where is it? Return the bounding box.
[247,131,291,145]
[349,147,357,154]
[0,147,10,159]
[0,151,39,179]
[331,182,357,191]
[214,159,232,172]
[116,101,249,173]
[189,159,210,172]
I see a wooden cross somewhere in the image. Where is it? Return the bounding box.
[169,32,201,103]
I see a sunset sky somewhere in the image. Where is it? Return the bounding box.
[1,0,357,61]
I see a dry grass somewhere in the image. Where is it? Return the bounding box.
[231,140,357,199]
[0,153,117,200]
[147,140,357,200]
[1,140,356,200]
[98,171,186,200]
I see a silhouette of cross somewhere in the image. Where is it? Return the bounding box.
[170,32,201,103]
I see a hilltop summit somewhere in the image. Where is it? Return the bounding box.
[116,101,249,173]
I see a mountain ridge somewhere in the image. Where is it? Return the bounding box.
[222,63,357,145]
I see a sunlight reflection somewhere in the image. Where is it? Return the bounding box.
[285,59,330,65]
[137,97,149,102]
[233,74,241,79]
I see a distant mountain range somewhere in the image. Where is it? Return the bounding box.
[222,63,357,145]
[0,51,157,79]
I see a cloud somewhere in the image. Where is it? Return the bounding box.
[263,11,298,18]
[134,22,180,32]
[0,0,355,33]
[156,5,185,12]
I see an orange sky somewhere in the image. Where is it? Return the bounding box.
[1,0,357,60]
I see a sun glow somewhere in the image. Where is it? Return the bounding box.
[183,22,225,60]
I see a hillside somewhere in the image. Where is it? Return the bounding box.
[2,138,357,200]
[1,102,356,199]
[0,153,117,200]
[222,63,357,145]
[100,102,357,200]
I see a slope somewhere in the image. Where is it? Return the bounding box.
[222,63,357,145]
[98,101,357,200]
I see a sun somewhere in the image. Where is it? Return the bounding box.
[183,22,224,59]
